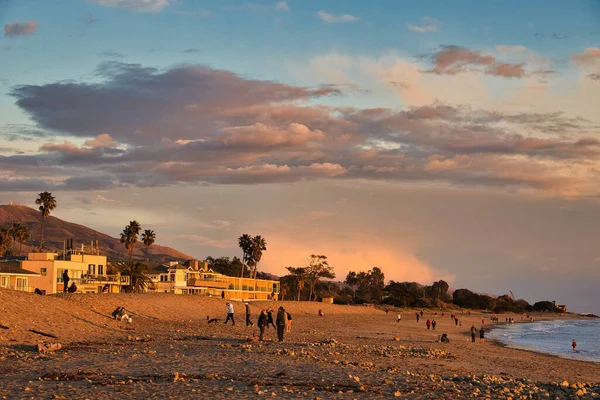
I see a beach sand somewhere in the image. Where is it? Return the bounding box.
[0,289,598,399]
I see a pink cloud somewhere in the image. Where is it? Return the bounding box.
[4,21,38,37]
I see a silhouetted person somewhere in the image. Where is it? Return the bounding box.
[257,310,267,341]
[67,282,77,293]
[267,308,275,328]
[245,302,253,327]
[221,290,225,299]
[479,327,485,343]
[572,339,577,351]
[432,319,437,330]
[62,270,70,293]
[426,319,431,330]
[276,306,288,342]
[470,325,477,343]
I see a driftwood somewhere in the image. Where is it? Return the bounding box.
[0,324,9,330]
[28,329,58,339]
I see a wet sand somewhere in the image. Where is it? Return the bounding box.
[1,290,598,399]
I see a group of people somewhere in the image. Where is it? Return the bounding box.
[223,302,292,342]
[470,325,485,343]
[111,306,132,323]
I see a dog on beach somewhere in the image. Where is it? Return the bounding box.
[207,316,220,324]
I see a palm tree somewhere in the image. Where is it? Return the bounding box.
[250,235,267,279]
[35,192,57,250]
[9,222,30,256]
[238,234,253,278]
[119,261,150,293]
[141,229,156,263]
[0,226,12,256]
[120,220,141,265]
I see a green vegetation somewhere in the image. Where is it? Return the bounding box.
[141,229,156,263]
[237,234,267,279]
[35,191,56,250]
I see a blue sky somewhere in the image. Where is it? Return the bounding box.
[1,0,600,312]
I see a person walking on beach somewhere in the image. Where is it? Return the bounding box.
[276,306,288,342]
[62,270,70,293]
[572,339,577,351]
[397,313,402,323]
[257,310,267,341]
[267,308,276,329]
[454,317,459,326]
[415,313,420,323]
[224,302,235,325]
[286,311,293,332]
[245,302,254,327]
[470,325,477,343]
[221,290,225,299]
[426,319,431,330]
[431,319,437,330]
[479,327,485,343]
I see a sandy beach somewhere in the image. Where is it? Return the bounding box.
[0,289,598,399]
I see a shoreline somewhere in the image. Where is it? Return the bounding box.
[488,318,600,364]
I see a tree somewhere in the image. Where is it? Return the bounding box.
[120,221,141,265]
[141,229,156,263]
[119,262,150,293]
[286,266,308,301]
[238,234,253,278]
[345,267,385,304]
[305,254,335,301]
[10,223,31,256]
[35,192,56,250]
[250,235,267,279]
[0,226,12,256]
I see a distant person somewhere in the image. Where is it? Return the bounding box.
[470,325,477,343]
[221,290,225,299]
[426,319,431,330]
[257,310,267,341]
[440,333,450,343]
[276,306,288,342]
[67,282,77,293]
[396,313,402,323]
[245,302,254,327]
[415,313,420,323]
[454,317,459,326]
[385,308,389,314]
[286,311,292,332]
[441,312,444,318]
[420,310,423,317]
[34,288,43,295]
[102,284,109,293]
[62,270,70,293]
[481,318,485,324]
[224,302,235,325]
[271,292,276,301]
[431,319,437,331]
[318,309,324,317]
[267,308,276,328]
[479,327,485,343]
[111,307,132,323]
[572,339,577,351]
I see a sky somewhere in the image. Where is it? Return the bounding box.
[1,0,599,312]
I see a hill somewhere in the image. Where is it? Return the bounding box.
[0,204,191,262]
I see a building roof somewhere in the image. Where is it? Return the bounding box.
[0,262,40,276]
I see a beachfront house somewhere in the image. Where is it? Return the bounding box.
[21,251,129,294]
[145,259,280,300]
[0,261,40,293]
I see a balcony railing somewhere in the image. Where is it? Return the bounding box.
[2,285,35,293]
[57,274,130,285]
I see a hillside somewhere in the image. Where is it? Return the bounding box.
[0,204,191,262]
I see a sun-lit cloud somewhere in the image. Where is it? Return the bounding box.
[275,1,290,12]
[4,21,38,37]
[316,11,359,23]
[89,0,172,12]
[406,16,439,33]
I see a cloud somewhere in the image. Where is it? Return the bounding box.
[275,1,289,12]
[83,133,118,148]
[198,220,234,229]
[89,0,172,12]
[571,47,600,66]
[406,16,439,33]
[6,61,600,197]
[428,45,526,78]
[316,11,359,23]
[4,21,38,37]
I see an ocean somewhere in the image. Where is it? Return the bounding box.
[490,319,600,363]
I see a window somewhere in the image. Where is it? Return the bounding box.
[0,276,8,288]
[88,264,96,275]
[98,265,104,275]
[40,268,47,276]
[16,278,27,290]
